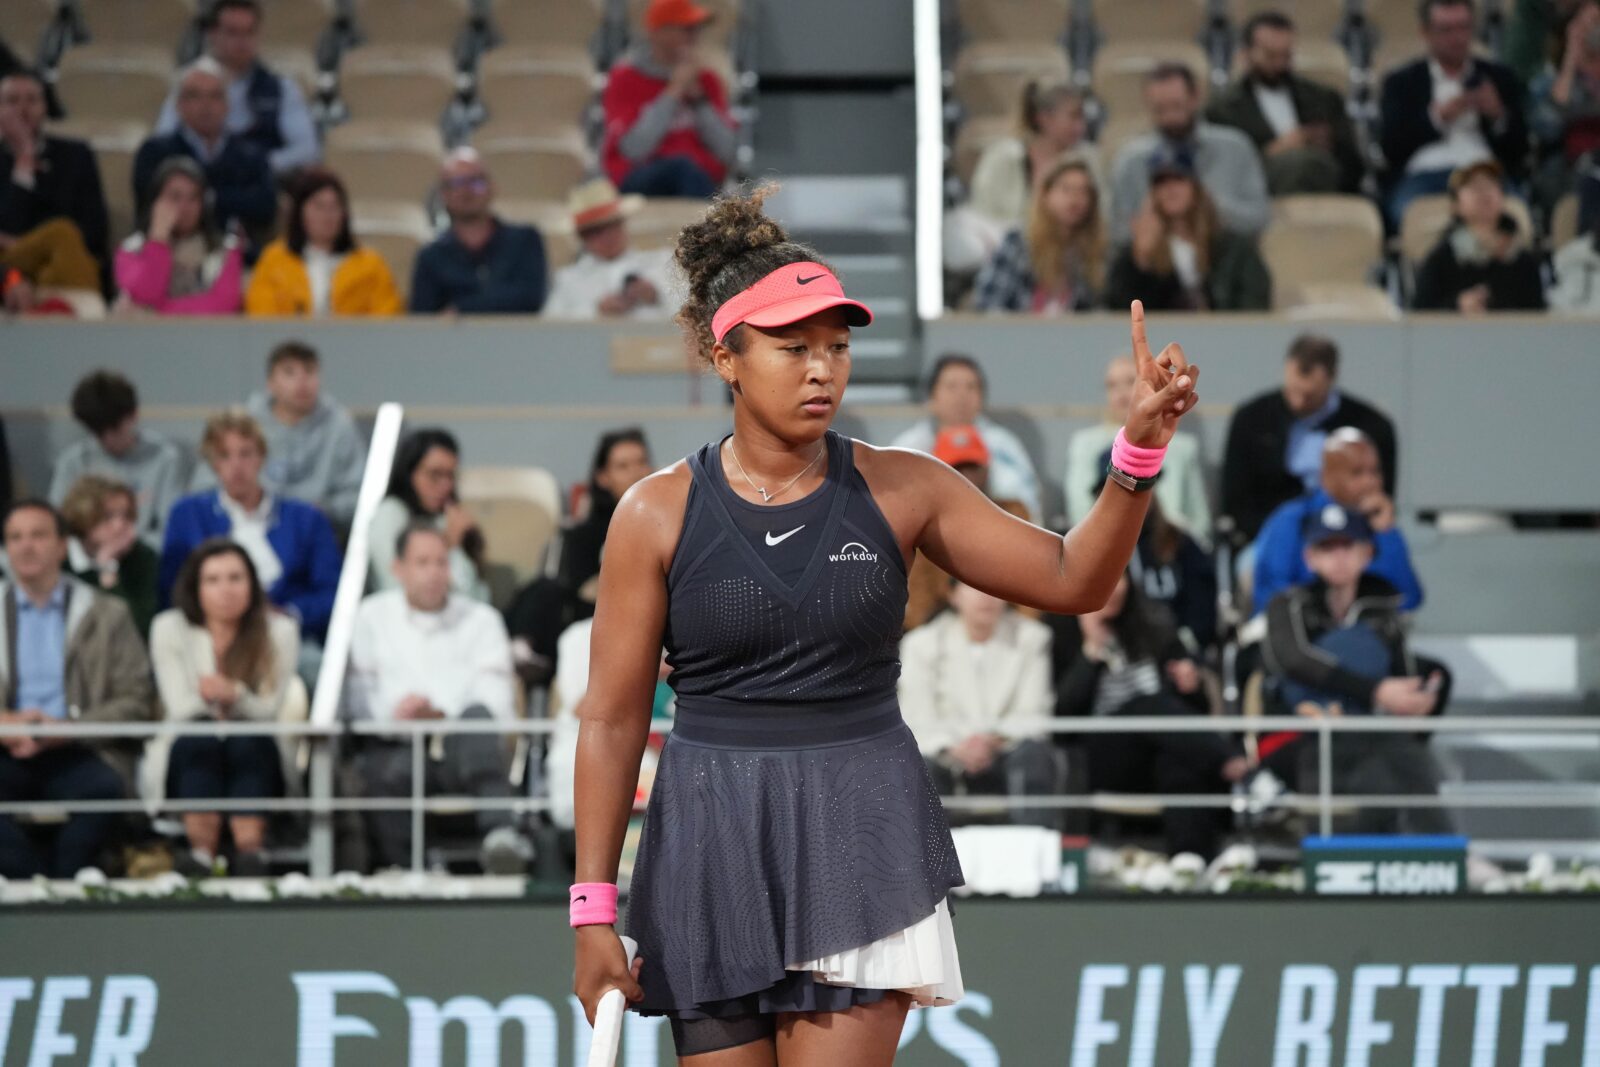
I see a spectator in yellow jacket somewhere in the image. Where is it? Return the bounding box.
[244,167,401,317]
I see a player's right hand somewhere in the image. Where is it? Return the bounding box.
[574,925,645,1026]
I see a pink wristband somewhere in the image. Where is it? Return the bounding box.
[1111,428,1166,479]
[569,882,619,927]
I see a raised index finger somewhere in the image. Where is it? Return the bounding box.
[1129,299,1152,369]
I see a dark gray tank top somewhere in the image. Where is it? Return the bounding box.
[663,431,908,703]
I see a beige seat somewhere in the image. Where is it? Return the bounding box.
[630,196,708,250]
[1096,114,1150,173]
[351,0,470,46]
[262,47,319,100]
[957,0,1071,42]
[77,0,194,46]
[1261,193,1384,298]
[953,41,1070,120]
[325,119,445,202]
[46,118,147,245]
[351,199,434,300]
[457,466,562,610]
[258,0,334,50]
[46,117,148,243]
[495,198,577,266]
[1092,40,1209,123]
[1230,0,1349,41]
[55,44,175,124]
[487,0,604,48]
[0,0,55,56]
[624,0,739,49]
[1551,192,1580,250]
[1398,192,1534,266]
[473,118,589,201]
[338,45,458,122]
[1230,37,1352,95]
[953,114,1015,186]
[479,44,597,128]
[1091,0,1206,44]
[1282,281,1401,318]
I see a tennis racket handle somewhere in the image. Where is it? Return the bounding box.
[586,936,639,1067]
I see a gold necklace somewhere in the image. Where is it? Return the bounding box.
[725,439,824,503]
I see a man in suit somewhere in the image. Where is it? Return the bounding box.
[132,58,276,237]
[1207,11,1366,194]
[1380,0,1529,228]
[0,69,110,270]
[1221,334,1397,543]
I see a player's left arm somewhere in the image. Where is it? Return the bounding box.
[890,301,1199,615]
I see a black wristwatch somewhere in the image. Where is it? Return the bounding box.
[1106,462,1159,493]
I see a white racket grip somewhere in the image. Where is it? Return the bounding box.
[587,935,639,1067]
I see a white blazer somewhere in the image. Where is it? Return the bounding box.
[142,609,300,805]
[897,610,1055,758]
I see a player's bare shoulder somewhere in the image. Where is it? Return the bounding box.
[610,460,693,565]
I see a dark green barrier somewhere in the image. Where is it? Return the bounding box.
[2,897,1598,1065]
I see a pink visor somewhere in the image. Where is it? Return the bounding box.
[710,262,873,343]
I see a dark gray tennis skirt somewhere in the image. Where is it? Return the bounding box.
[624,692,964,1017]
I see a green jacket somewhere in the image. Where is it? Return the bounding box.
[73,541,160,641]
[1104,230,1273,312]
[1205,73,1365,194]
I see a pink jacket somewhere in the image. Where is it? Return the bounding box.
[114,236,243,315]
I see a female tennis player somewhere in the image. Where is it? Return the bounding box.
[571,186,1198,1065]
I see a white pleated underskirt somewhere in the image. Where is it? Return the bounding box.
[785,896,965,1007]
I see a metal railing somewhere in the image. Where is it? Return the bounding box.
[3,714,1596,876]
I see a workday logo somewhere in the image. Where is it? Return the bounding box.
[828,541,879,563]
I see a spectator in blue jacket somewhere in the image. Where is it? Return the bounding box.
[159,410,341,640]
[408,149,548,314]
[132,59,277,238]
[1252,428,1423,614]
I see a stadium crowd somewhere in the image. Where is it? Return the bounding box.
[949,0,1600,315]
[1,0,1563,881]
[0,327,1458,877]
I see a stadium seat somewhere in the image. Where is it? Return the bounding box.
[472,118,590,202]
[1398,192,1534,267]
[76,0,195,47]
[953,41,1070,120]
[624,0,740,49]
[956,0,1071,43]
[54,44,174,124]
[1360,0,1435,55]
[456,466,562,611]
[630,196,709,250]
[486,0,604,49]
[1091,0,1206,44]
[0,0,55,58]
[350,0,470,47]
[1230,0,1349,42]
[478,45,597,128]
[324,119,445,202]
[1091,40,1209,122]
[350,199,434,300]
[45,117,147,251]
[953,114,1014,187]
[1095,114,1149,172]
[1260,194,1384,298]
[494,198,576,267]
[1230,37,1353,96]
[337,45,458,122]
[1282,281,1401,318]
[1551,192,1580,250]
[257,0,334,50]
[262,47,319,100]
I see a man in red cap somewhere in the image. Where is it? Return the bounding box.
[601,0,737,197]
